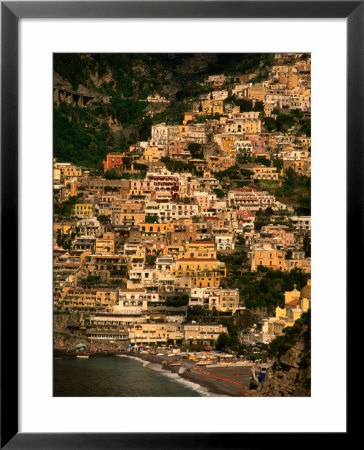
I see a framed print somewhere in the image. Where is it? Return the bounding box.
[1,1,357,448]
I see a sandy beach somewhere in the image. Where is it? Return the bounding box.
[125,351,255,397]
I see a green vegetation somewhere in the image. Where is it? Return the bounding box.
[161,156,203,175]
[56,229,75,249]
[220,258,310,314]
[214,165,240,180]
[303,233,311,257]
[253,207,275,231]
[275,168,311,214]
[104,169,146,180]
[212,53,274,76]
[165,294,189,307]
[188,143,203,159]
[80,275,101,285]
[145,254,157,266]
[224,97,264,113]
[104,168,121,179]
[145,215,159,223]
[54,195,81,217]
[54,105,111,168]
[268,310,310,365]
[264,110,310,136]
[54,53,276,167]
[213,188,225,199]
[98,215,111,225]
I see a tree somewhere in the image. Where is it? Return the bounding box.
[145,215,158,223]
[303,233,311,257]
[104,168,121,179]
[213,188,225,199]
[145,254,157,266]
[98,214,111,225]
[215,332,230,351]
[188,143,203,159]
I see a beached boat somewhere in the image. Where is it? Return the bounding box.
[196,360,215,365]
[76,354,89,359]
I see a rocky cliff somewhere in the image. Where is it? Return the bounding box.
[53,312,88,351]
[257,312,311,397]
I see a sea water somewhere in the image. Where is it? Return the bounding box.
[53,356,205,397]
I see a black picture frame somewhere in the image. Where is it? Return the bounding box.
[1,1,357,448]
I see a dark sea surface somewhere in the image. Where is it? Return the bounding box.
[54,355,204,397]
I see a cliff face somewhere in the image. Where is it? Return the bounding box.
[257,312,311,397]
[53,312,87,351]
[257,338,311,397]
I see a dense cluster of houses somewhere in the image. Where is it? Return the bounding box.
[53,54,311,347]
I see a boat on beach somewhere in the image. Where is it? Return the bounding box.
[76,354,89,359]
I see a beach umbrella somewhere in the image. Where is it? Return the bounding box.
[76,343,86,349]
[127,344,133,348]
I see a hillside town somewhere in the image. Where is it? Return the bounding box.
[53,53,311,396]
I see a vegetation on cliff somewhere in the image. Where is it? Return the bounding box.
[258,311,311,396]
[54,53,275,167]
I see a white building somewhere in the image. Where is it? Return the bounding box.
[214,235,234,251]
[151,123,179,145]
[290,216,311,231]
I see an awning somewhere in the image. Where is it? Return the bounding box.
[76,343,86,349]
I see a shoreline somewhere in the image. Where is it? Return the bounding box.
[122,351,254,397]
[54,349,256,397]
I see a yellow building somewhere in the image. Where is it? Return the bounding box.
[140,222,175,236]
[214,134,235,155]
[59,286,118,311]
[247,85,267,101]
[250,245,285,272]
[74,203,93,218]
[129,323,184,344]
[252,166,279,180]
[178,124,190,139]
[218,290,240,313]
[53,222,72,235]
[201,99,224,115]
[275,280,311,328]
[112,211,145,227]
[180,241,217,259]
[183,324,228,344]
[283,159,311,177]
[95,233,115,254]
[53,168,61,183]
[183,112,198,124]
[175,257,226,288]
[140,145,167,163]
[54,161,82,182]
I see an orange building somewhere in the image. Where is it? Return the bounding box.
[103,152,124,171]
[250,245,285,271]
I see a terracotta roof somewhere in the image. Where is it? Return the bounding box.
[288,298,299,306]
